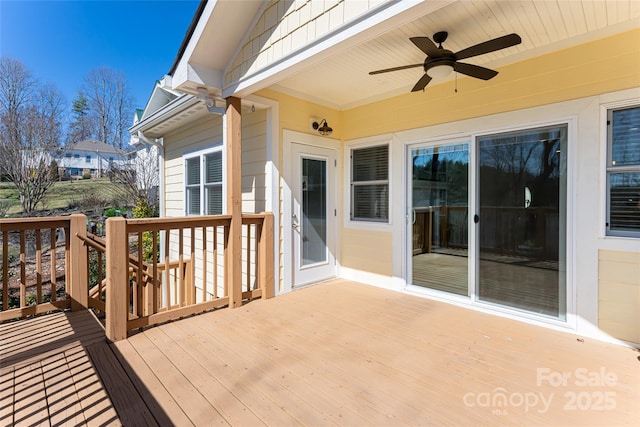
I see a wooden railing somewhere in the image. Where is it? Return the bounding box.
[105,213,274,341]
[0,214,88,321]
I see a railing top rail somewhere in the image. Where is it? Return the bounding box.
[124,215,232,233]
[0,216,72,231]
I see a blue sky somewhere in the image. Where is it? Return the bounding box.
[0,0,200,111]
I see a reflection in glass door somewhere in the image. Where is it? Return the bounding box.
[411,143,469,296]
[301,157,327,266]
[477,125,567,319]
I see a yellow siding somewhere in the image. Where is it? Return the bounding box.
[226,0,381,85]
[599,250,640,344]
[342,229,392,276]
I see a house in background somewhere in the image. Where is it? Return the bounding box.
[58,138,128,178]
[131,0,640,346]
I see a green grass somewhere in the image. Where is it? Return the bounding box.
[0,178,126,216]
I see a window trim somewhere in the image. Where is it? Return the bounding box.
[605,104,640,238]
[344,138,392,229]
[183,145,225,216]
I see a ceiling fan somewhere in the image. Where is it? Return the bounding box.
[369,31,522,92]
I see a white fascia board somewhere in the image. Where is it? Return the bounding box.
[129,94,198,135]
[172,63,224,95]
[223,0,454,98]
[169,0,217,90]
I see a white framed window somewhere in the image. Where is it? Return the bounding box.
[606,105,640,237]
[184,147,224,216]
[350,144,389,222]
[85,155,91,163]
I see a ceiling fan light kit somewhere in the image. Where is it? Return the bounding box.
[369,31,522,92]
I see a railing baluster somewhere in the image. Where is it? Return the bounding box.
[2,230,8,310]
[246,224,251,292]
[202,226,207,303]
[97,250,103,301]
[213,225,218,299]
[152,231,158,314]
[224,224,229,298]
[64,225,70,301]
[179,228,184,307]
[137,231,143,317]
[36,229,42,305]
[19,230,26,307]
[49,228,56,303]
[164,229,170,309]
[190,227,195,305]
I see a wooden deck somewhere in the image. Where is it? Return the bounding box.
[0,310,122,426]
[2,280,639,425]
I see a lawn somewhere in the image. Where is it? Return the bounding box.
[0,178,127,216]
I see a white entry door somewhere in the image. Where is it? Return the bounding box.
[291,143,336,287]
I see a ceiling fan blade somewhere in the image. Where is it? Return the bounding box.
[411,73,432,92]
[410,37,440,56]
[369,63,423,75]
[453,62,498,80]
[455,33,521,60]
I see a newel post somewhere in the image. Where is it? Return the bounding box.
[69,214,88,311]
[226,96,242,308]
[258,212,274,299]
[106,216,128,341]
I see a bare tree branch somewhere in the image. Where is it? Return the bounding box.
[0,57,64,213]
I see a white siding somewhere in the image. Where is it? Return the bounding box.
[226,0,382,85]
[160,108,268,301]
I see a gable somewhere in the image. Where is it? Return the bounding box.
[225,0,381,86]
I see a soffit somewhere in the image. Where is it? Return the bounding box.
[270,0,640,110]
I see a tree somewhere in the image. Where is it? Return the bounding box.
[66,91,92,144]
[0,57,65,213]
[81,67,133,149]
[108,145,159,214]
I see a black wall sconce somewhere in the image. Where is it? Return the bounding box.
[312,119,333,136]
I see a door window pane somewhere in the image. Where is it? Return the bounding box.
[478,125,567,319]
[302,158,327,266]
[411,143,469,296]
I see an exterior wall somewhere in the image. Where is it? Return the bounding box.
[58,149,127,177]
[161,108,268,300]
[256,29,639,344]
[163,109,267,216]
[164,117,223,217]
[599,250,640,344]
[226,0,385,85]
[341,29,640,140]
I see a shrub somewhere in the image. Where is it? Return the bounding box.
[82,173,92,180]
[104,207,121,217]
[133,198,158,262]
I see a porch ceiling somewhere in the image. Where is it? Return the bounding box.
[270,0,639,110]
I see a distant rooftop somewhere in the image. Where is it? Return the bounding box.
[66,139,125,154]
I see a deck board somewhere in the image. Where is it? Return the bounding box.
[119,280,640,426]
[2,280,639,425]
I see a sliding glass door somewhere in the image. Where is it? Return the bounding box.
[408,124,568,320]
[410,142,469,296]
[477,125,567,319]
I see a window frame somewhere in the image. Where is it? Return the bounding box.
[183,145,225,216]
[606,104,640,238]
[349,143,390,224]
